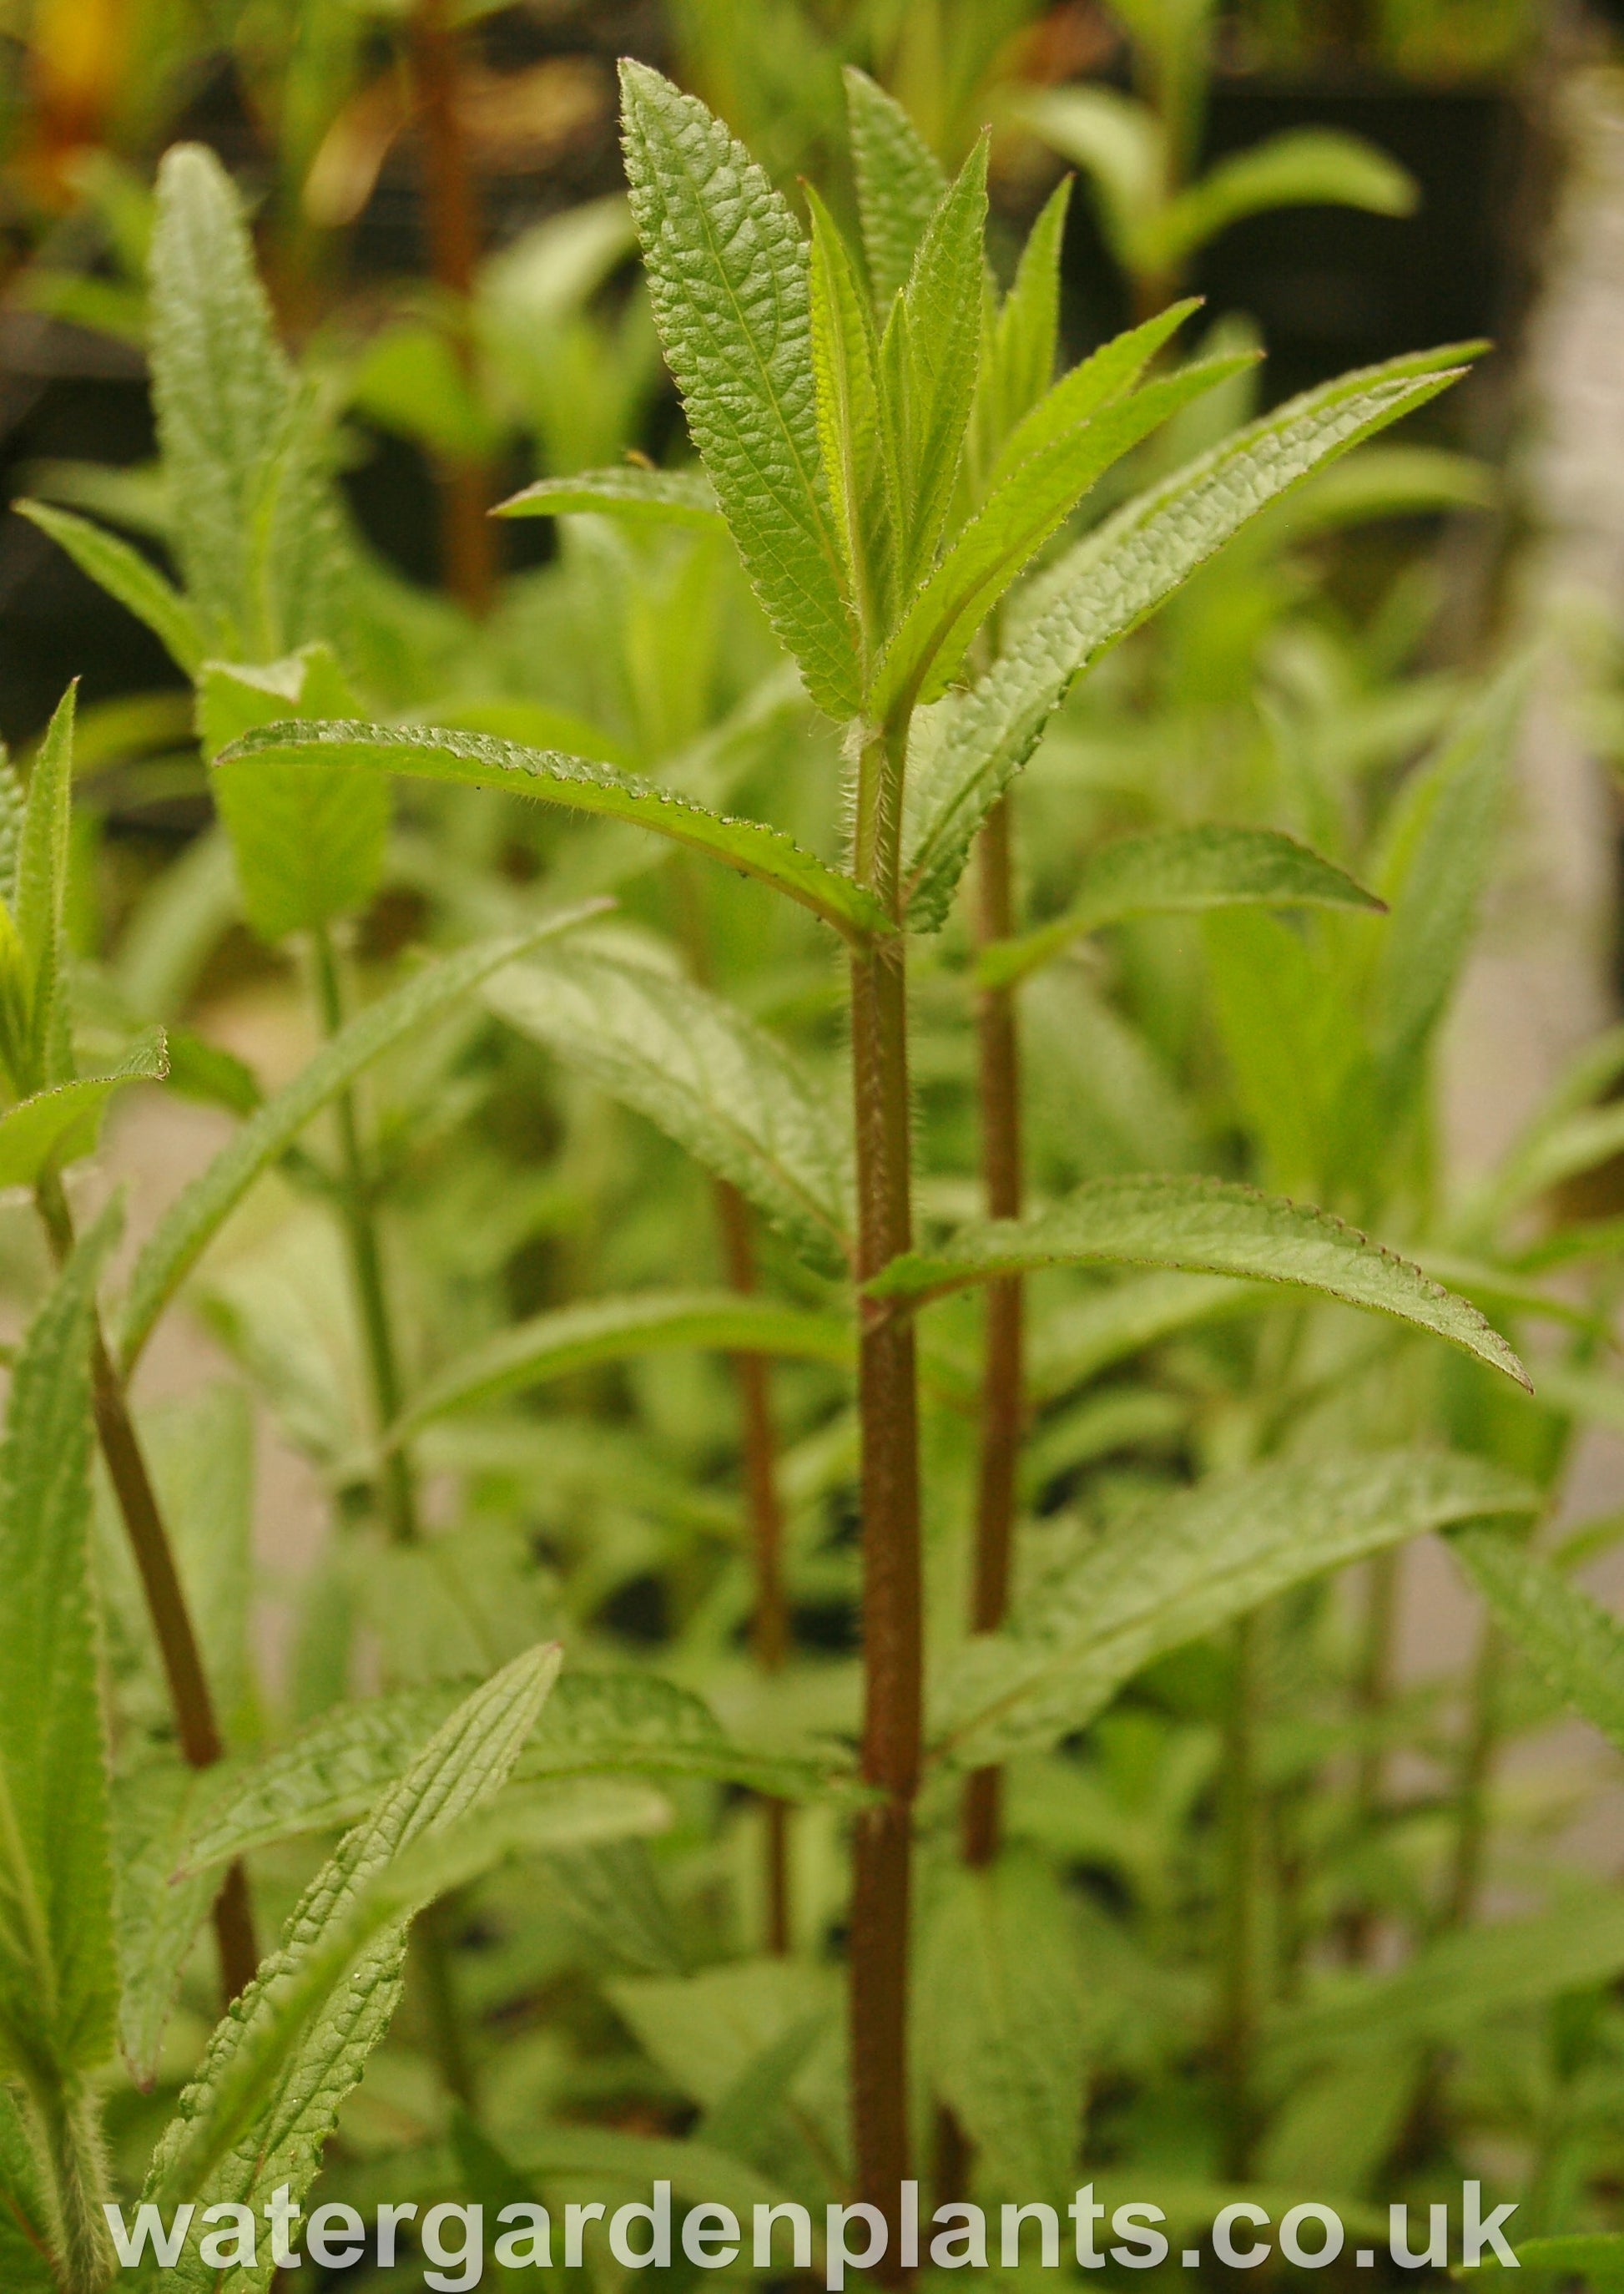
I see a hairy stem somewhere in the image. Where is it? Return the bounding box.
[406,0,494,614]
[33,1175,259,2006]
[32,2075,113,2294]
[963,794,1022,1870]
[849,725,920,2270]
[310,926,419,1546]
[1218,1609,1263,2180]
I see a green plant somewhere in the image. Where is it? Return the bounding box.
[15,24,1624,2293]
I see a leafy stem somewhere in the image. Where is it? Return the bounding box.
[30,2073,113,2294]
[32,1172,259,2005]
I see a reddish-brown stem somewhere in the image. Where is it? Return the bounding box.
[406,0,495,614]
[714,1175,792,1954]
[849,708,920,2267]
[963,795,1023,1871]
[35,1176,259,2004]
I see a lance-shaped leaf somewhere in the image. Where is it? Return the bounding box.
[0,1206,120,2086]
[486,944,854,1274]
[1150,129,1416,275]
[180,1672,860,1877]
[202,649,390,944]
[900,347,1478,928]
[0,1029,168,1189]
[874,350,1250,720]
[395,1289,854,1439]
[973,178,1071,473]
[212,720,890,943]
[16,502,205,679]
[119,912,604,1372]
[496,464,721,525]
[144,1646,562,2229]
[867,1175,1528,1386]
[148,144,342,658]
[808,184,891,648]
[618,63,858,718]
[885,135,990,592]
[845,67,946,310]
[980,826,1382,989]
[1451,1528,1624,1757]
[14,686,75,1092]
[932,1449,1535,1766]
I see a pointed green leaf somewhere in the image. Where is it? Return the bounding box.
[1152,129,1416,275]
[888,135,990,589]
[972,177,1072,473]
[16,502,205,678]
[808,184,892,649]
[118,913,603,1372]
[202,649,390,943]
[396,1289,853,1438]
[983,299,1202,497]
[0,1205,121,2085]
[920,1857,1086,2197]
[148,145,289,651]
[981,826,1380,988]
[618,63,858,718]
[845,67,947,309]
[146,1646,562,2226]
[496,464,721,524]
[486,942,853,1274]
[933,1449,1536,1766]
[867,1174,1529,1386]
[1451,1527,1624,1756]
[900,349,1478,928]
[875,351,1253,719]
[0,2091,55,2291]
[0,1030,168,1188]
[212,719,890,942]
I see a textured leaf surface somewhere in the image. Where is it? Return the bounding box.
[119,917,600,1371]
[933,1450,1535,1766]
[875,351,1249,719]
[1452,1528,1624,1756]
[886,138,989,591]
[900,351,1473,927]
[149,147,340,657]
[182,1673,860,1876]
[111,1762,222,2087]
[486,944,853,1273]
[203,649,389,942]
[845,68,946,309]
[398,1289,853,1435]
[868,1175,1529,1385]
[920,1859,1085,2196]
[0,2091,54,2290]
[0,1029,168,1187]
[496,464,721,523]
[15,686,74,1090]
[214,720,889,942]
[618,63,857,716]
[145,1649,562,2265]
[980,825,1381,988]
[0,1209,119,2083]
[16,502,204,677]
